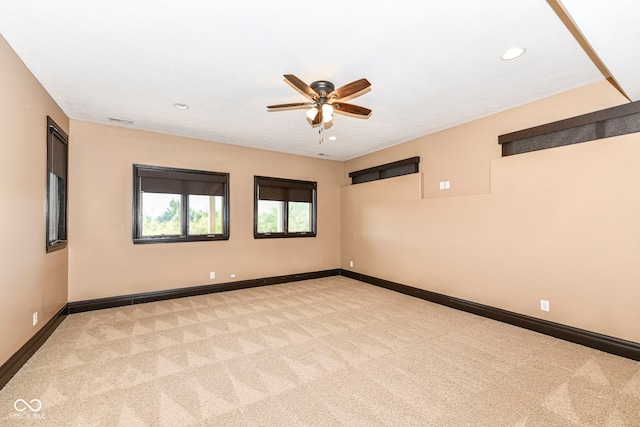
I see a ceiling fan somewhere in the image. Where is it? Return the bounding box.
[267,74,371,127]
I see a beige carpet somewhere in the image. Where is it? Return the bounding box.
[1,276,639,426]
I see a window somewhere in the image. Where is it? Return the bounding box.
[254,176,316,238]
[46,117,68,252]
[133,165,229,243]
[349,156,420,185]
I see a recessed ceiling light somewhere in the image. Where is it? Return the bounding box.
[328,136,337,141]
[107,117,133,125]
[317,153,330,157]
[501,47,526,61]
[173,103,189,110]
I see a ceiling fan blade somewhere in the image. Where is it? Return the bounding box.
[328,78,371,101]
[333,103,372,117]
[267,102,312,109]
[284,74,318,100]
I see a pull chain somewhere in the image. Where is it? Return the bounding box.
[318,121,324,144]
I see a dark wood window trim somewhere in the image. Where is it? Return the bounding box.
[46,117,68,253]
[254,176,317,239]
[349,156,420,185]
[499,101,640,156]
[133,164,230,244]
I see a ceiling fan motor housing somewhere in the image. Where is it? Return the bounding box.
[310,81,335,100]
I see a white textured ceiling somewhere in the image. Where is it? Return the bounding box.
[0,0,637,160]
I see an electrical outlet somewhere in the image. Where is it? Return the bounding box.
[33,312,38,326]
[349,261,354,268]
[209,272,216,280]
[540,299,550,312]
[230,274,236,278]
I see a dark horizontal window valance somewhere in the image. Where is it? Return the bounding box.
[140,177,225,196]
[258,186,313,202]
[136,165,228,196]
[256,176,316,203]
[255,177,316,190]
[499,100,640,156]
[349,156,420,185]
[136,168,227,183]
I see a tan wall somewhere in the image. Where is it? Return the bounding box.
[0,36,69,365]
[341,81,640,343]
[68,121,342,302]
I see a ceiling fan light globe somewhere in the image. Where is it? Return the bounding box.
[306,107,318,120]
[322,104,334,122]
[322,104,334,123]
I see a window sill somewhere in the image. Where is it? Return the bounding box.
[133,235,229,244]
[254,232,316,239]
[46,241,67,253]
